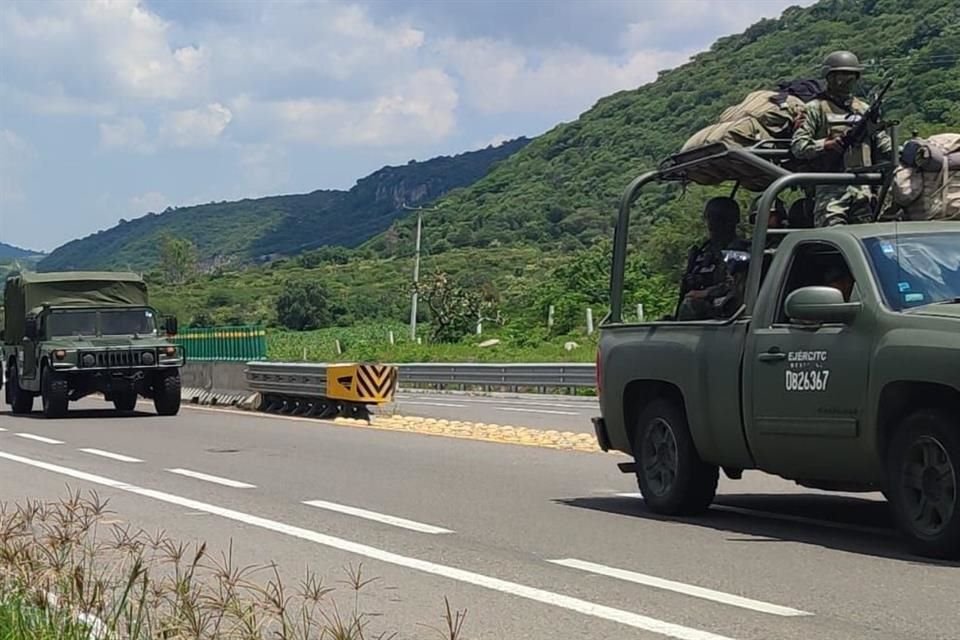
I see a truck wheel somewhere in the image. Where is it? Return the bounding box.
[154,370,181,416]
[113,393,138,412]
[41,366,69,418]
[886,410,960,560]
[632,399,718,516]
[7,364,34,414]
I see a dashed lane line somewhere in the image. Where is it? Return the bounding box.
[303,499,453,535]
[79,448,143,463]
[167,468,256,489]
[549,558,811,617]
[15,433,64,445]
[0,450,740,640]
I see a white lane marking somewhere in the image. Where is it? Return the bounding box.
[0,451,738,640]
[0,427,7,432]
[614,494,892,537]
[550,558,811,617]
[498,407,580,416]
[79,448,143,463]
[15,433,64,445]
[398,401,468,408]
[166,468,256,489]
[304,500,453,535]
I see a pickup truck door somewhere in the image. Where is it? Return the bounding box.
[745,240,872,480]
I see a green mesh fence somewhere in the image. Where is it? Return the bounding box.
[177,325,267,361]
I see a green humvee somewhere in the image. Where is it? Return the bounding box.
[2,271,184,418]
[592,142,960,559]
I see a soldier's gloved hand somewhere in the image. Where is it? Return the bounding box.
[823,137,845,153]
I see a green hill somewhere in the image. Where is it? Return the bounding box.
[365,0,959,259]
[38,138,531,272]
[0,242,43,260]
[46,0,960,355]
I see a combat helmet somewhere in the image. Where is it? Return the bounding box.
[822,50,864,76]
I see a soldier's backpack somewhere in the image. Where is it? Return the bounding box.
[681,80,823,152]
[891,133,960,221]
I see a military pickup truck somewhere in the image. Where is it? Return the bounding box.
[2,271,184,418]
[592,142,960,559]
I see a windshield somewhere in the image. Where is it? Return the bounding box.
[45,308,157,337]
[100,309,157,336]
[46,310,98,337]
[863,231,960,311]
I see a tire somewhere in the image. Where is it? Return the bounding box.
[886,409,960,560]
[7,364,34,415]
[113,393,138,412]
[632,399,718,516]
[153,370,181,416]
[41,366,69,419]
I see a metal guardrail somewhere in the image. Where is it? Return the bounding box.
[394,363,595,389]
[244,361,596,397]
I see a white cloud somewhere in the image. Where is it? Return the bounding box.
[247,69,459,147]
[159,103,233,148]
[1,0,208,102]
[479,133,517,148]
[99,116,152,153]
[437,37,690,115]
[0,129,37,207]
[128,191,169,215]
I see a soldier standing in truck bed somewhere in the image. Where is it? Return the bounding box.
[791,50,892,227]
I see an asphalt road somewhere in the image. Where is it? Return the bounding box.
[1,400,957,640]
[388,390,598,432]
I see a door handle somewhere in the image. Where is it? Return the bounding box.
[758,350,787,362]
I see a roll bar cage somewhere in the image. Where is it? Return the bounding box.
[609,138,894,323]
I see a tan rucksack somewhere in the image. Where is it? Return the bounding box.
[681,90,806,152]
[891,133,960,221]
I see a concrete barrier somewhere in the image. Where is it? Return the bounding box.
[181,361,256,407]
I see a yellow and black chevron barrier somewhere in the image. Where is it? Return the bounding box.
[325,363,398,404]
[246,361,398,423]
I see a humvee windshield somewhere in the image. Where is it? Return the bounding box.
[46,308,157,337]
[864,230,960,311]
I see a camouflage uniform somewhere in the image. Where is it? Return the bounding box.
[677,238,751,321]
[791,96,892,226]
[790,51,893,227]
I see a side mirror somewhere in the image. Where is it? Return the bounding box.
[785,286,860,324]
[24,317,38,340]
[163,316,179,336]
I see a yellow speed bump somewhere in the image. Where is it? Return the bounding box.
[325,363,398,405]
[333,413,606,453]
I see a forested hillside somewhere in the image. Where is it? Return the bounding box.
[0,242,42,260]
[38,138,530,272]
[366,0,959,259]
[41,0,960,353]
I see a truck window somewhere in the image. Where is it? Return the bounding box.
[775,241,857,324]
[863,231,960,310]
[101,309,157,336]
[47,310,98,337]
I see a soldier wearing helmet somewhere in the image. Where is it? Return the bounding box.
[790,50,892,227]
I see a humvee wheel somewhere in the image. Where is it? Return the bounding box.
[41,366,68,418]
[153,370,181,416]
[887,410,960,560]
[113,393,138,412]
[7,364,34,414]
[633,399,718,516]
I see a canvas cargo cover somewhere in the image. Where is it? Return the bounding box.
[3,272,148,344]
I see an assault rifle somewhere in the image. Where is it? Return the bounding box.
[837,77,893,151]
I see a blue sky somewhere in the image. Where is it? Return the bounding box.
[0,0,813,252]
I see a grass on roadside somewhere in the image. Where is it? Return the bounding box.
[0,490,467,640]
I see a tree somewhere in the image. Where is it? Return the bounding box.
[158,233,198,285]
[275,279,335,331]
[416,271,498,343]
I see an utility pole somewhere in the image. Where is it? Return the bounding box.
[402,201,444,341]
